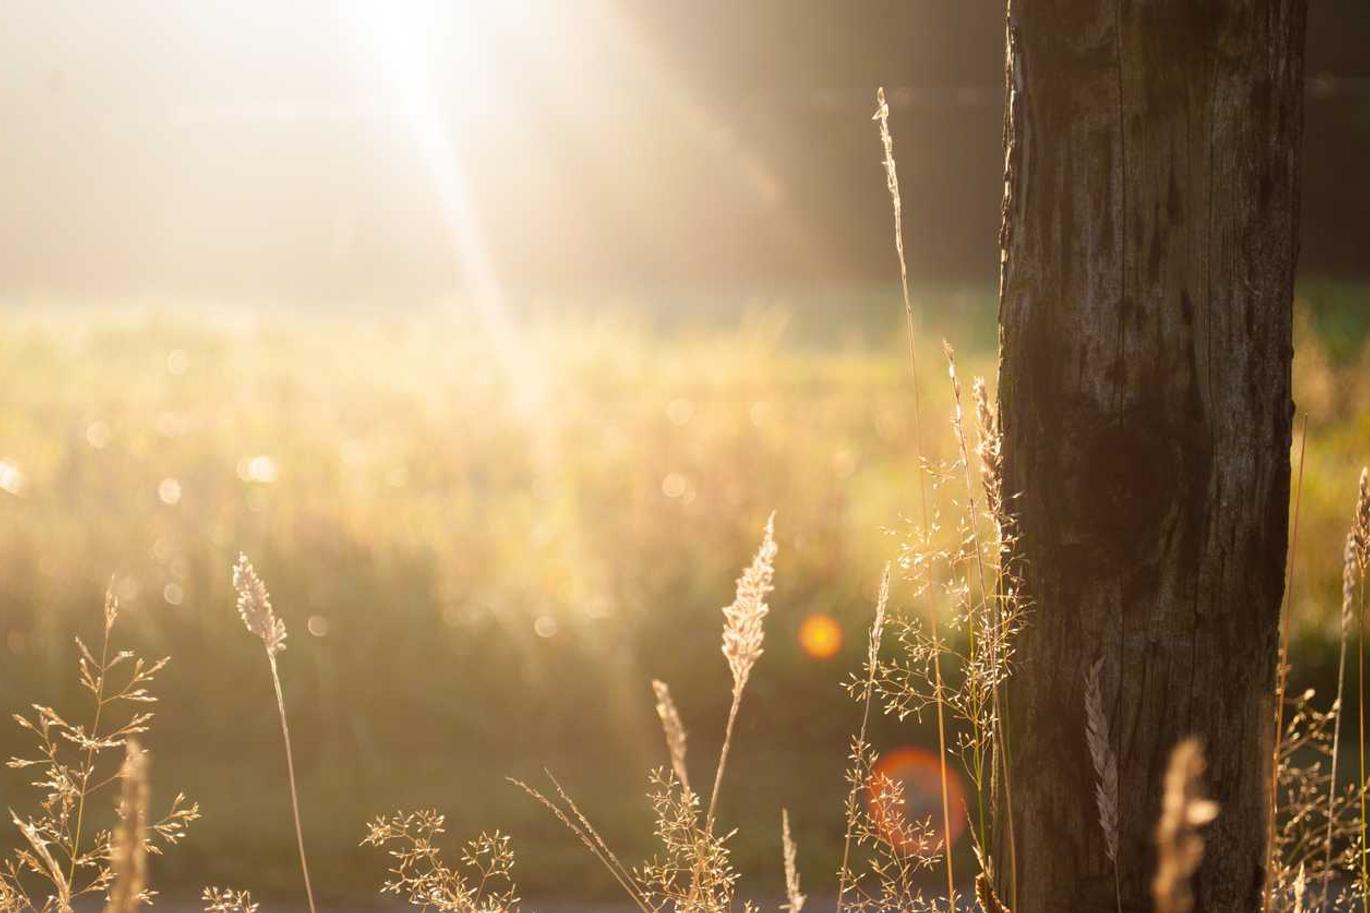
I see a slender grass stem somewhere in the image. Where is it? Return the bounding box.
[705,692,742,830]
[1359,577,1367,913]
[267,652,317,913]
[1321,596,1350,910]
[876,85,956,910]
[835,565,889,913]
[66,616,113,888]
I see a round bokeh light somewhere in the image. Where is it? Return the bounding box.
[867,747,968,854]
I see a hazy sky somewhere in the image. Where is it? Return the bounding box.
[1,3,1364,303]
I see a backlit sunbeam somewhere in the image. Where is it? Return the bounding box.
[344,1,544,415]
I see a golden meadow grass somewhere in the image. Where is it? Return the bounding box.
[0,99,1369,913]
[0,329,1365,913]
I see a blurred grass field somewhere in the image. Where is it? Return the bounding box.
[0,284,1366,903]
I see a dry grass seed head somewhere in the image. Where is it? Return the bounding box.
[651,680,690,793]
[1084,658,1119,863]
[722,513,777,698]
[104,740,148,913]
[232,554,286,656]
[781,810,805,913]
[1153,739,1218,913]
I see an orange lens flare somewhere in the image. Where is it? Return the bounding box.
[798,613,843,660]
[867,747,967,854]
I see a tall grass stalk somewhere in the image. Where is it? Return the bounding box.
[1320,533,1356,908]
[232,555,318,913]
[65,592,118,890]
[944,342,990,845]
[780,809,805,913]
[875,83,957,912]
[105,739,148,913]
[971,376,1019,909]
[1265,414,1308,913]
[1354,468,1369,913]
[834,563,890,913]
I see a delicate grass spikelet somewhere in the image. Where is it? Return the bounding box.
[103,588,119,632]
[202,888,258,913]
[232,554,286,656]
[971,377,1004,539]
[1153,739,1218,913]
[105,740,149,913]
[12,814,71,913]
[867,564,890,688]
[780,809,805,913]
[651,680,690,793]
[361,812,520,913]
[1084,658,1119,863]
[721,512,777,698]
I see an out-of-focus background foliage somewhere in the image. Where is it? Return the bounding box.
[0,1,1367,905]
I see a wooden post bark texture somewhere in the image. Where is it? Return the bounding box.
[995,2,1306,912]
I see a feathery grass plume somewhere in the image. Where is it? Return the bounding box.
[709,512,778,826]
[721,513,777,699]
[513,520,781,913]
[233,554,286,656]
[231,555,316,913]
[781,810,805,913]
[3,594,196,913]
[201,888,258,913]
[1084,659,1119,861]
[1153,739,1218,913]
[1265,414,1309,913]
[104,740,148,913]
[361,811,520,913]
[652,680,691,794]
[1085,658,1121,913]
[1293,864,1307,913]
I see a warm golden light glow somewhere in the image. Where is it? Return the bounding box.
[798,612,843,660]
